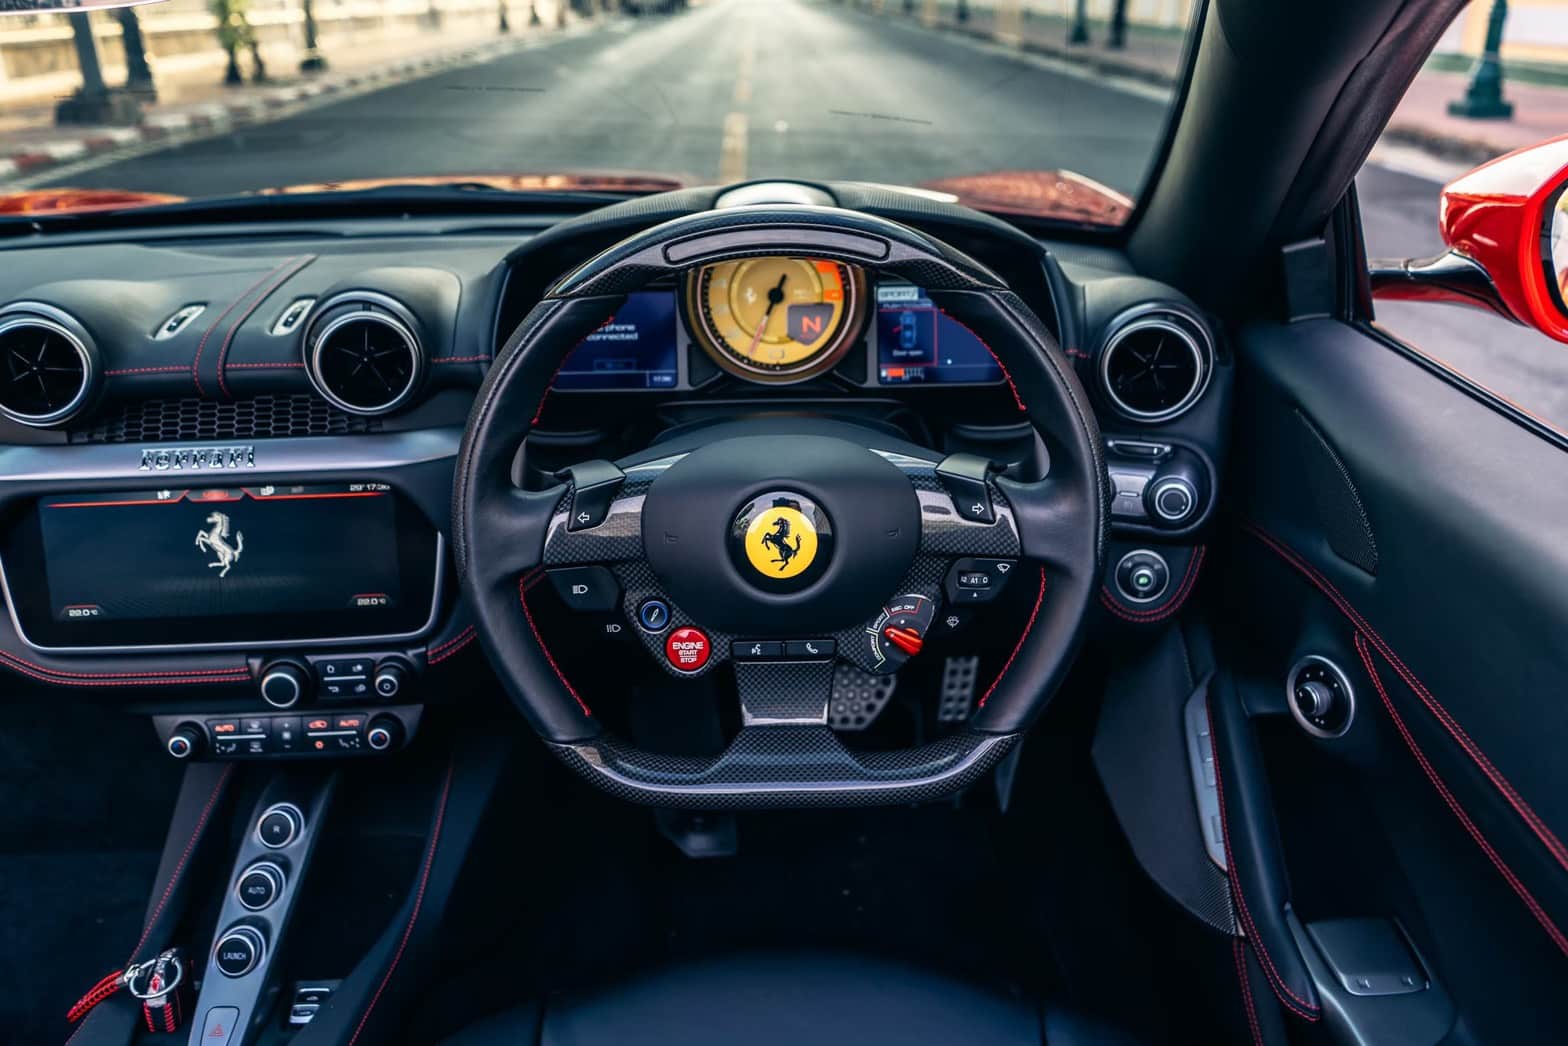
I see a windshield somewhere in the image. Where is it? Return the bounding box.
[0,0,1196,224]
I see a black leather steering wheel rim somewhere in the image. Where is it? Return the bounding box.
[453,205,1106,806]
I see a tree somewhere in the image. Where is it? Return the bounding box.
[1108,0,1127,49]
[115,8,157,98]
[211,0,259,86]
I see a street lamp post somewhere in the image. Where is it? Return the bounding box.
[1449,0,1514,119]
[300,0,327,72]
[1069,0,1089,45]
[116,8,157,98]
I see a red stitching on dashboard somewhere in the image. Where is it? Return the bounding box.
[0,655,247,686]
[347,761,453,1046]
[217,255,314,398]
[105,365,191,376]
[432,355,492,364]
[1206,691,1321,1020]
[192,258,297,398]
[128,765,232,959]
[1246,524,1568,876]
[1354,635,1568,957]
[976,566,1045,708]
[0,652,247,680]
[1099,545,1206,622]
[1233,938,1265,1046]
[223,361,306,370]
[519,574,592,717]
[427,625,477,665]
[935,307,1025,413]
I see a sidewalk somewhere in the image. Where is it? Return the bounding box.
[0,9,589,186]
[892,2,1568,171]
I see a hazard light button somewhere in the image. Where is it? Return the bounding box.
[664,626,712,673]
[200,1005,238,1045]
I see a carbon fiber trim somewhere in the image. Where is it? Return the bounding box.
[549,727,1017,809]
[736,660,835,725]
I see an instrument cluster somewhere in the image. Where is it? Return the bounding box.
[551,255,1005,393]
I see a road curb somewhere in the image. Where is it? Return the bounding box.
[0,25,595,188]
[882,5,1535,171]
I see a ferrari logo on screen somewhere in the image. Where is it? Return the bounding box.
[195,511,244,578]
[744,505,818,579]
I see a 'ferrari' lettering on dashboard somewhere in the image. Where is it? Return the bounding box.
[138,446,256,471]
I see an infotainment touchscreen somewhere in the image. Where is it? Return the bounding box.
[2,482,439,649]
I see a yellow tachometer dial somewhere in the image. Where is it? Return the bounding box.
[686,257,866,383]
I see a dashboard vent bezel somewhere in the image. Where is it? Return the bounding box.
[1097,306,1213,425]
[0,301,98,428]
[304,291,426,417]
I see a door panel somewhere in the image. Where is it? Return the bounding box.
[1226,314,1568,1040]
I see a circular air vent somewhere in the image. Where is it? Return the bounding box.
[0,302,97,427]
[1098,309,1212,424]
[305,293,425,416]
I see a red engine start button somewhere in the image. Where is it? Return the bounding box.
[664,626,711,672]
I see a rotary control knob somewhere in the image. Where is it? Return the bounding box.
[166,723,203,760]
[868,594,936,671]
[259,662,310,709]
[365,715,404,752]
[1286,656,1355,738]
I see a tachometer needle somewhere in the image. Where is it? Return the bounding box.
[744,274,790,356]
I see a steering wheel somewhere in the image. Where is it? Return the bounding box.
[454,206,1105,807]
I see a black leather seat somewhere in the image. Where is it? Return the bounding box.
[441,953,1147,1045]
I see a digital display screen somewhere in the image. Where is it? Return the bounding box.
[875,283,1004,386]
[554,290,679,390]
[5,483,437,648]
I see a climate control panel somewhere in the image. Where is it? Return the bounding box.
[152,706,420,761]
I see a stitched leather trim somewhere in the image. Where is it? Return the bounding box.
[1206,691,1322,1021]
[427,625,477,665]
[191,258,299,398]
[1100,545,1206,622]
[1354,634,1568,957]
[347,761,454,1046]
[0,651,248,689]
[129,765,233,959]
[1247,524,1568,876]
[1234,938,1266,1046]
[518,568,592,718]
[216,254,315,398]
[976,566,1045,709]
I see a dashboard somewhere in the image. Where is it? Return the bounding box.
[0,180,1231,764]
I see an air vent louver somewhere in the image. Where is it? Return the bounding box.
[1099,312,1211,423]
[306,295,424,416]
[0,306,95,427]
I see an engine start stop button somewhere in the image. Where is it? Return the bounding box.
[664,626,712,672]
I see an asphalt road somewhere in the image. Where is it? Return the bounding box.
[46,0,1568,427]
[54,0,1167,195]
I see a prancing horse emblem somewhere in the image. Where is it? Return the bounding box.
[759,515,802,571]
[741,501,819,581]
[195,511,244,578]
